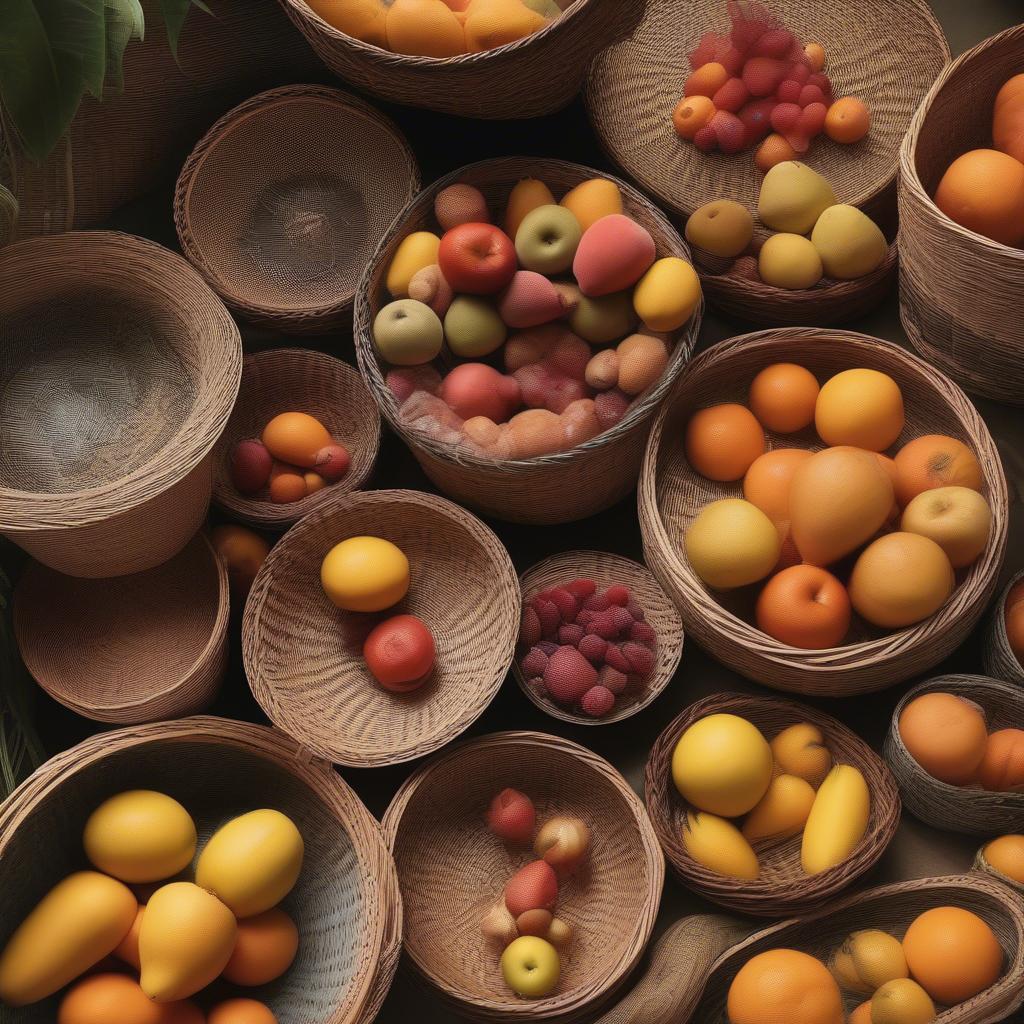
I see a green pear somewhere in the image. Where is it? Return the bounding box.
[811,205,888,280]
[758,161,837,235]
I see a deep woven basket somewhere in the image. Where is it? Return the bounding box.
[638,328,1008,696]
[243,489,520,768]
[380,731,664,1024]
[975,844,1024,899]
[277,0,642,121]
[13,532,228,725]
[885,675,1024,836]
[511,550,684,726]
[899,24,1024,407]
[354,156,702,525]
[0,717,398,1024]
[983,571,1024,688]
[174,84,418,335]
[0,231,241,578]
[645,692,900,917]
[212,348,381,530]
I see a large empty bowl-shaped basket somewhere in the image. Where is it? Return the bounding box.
[984,571,1024,688]
[0,231,242,577]
[381,731,664,1024]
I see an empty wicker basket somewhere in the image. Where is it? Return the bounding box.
[900,24,1024,407]
[381,731,664,1024]
[885,675,1024,836]
[175,85,418,334]
[0,717,398,1024]
[639,328,1008,696]
[984,571,1024,687]
[354,156,701,525]
[212,348,381,529]
[243,489,520,768]
[0,231,242,578]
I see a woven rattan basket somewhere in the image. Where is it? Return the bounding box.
[354,157,701,525]
[175,85,418,335]
[243,489,519,768]
[13,532,228,725]
[984,571,1024,687]
[511,550,684,726]
[212,348,381,530]
[900,24,1024,407]
[0,231,241,578]
[381,731,664,1024]
[975,843,1024,898]
[639,328,1008,697]
[277,0,641,121]
[645,692,900,917]
[0,717,398,1024]
[885,675,1024,836]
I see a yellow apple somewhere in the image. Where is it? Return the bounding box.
[501,936,560,998]
[901,485,992,568]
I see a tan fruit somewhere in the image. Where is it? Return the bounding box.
[871,978,936,1024]
[685,200,754,259]
[741,775,816,842]
[770,723,833,788]
[830,929,908,994]
[901,485,991,568]
[685,499,780,589]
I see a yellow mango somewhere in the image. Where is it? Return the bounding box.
[683,811,760,880]
[505,178,555,238]
[385,231,441,297]
[633,256,701,332]
[770,723,832,788]
[559,178,623,231]
[303,0,389,47]
[741,774,816,843]
[463,0,547,53]
[801,765,870,874]
[386,0,466,57]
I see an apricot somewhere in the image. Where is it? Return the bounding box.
[804,42,825,72]
[756,565,851,649]
[673,95,716,140]
[898,691,988,785]
[463,0,547,53]
[685,200,753,259]
[755,133,797,173]
[684,61,729,98]
[825,97,870,144]
[268,463,308,504]
[893,434,983,507]
[978,729,1024,792]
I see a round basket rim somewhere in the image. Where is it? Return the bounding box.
[984,569,1024,684]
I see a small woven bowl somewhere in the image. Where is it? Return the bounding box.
[511,550,684,726]
[0,717,396,1024]
[639,328,1009,697]
[175,84,419,334]
[243,489,520,768]
[381,731,664,1024]
[884,674,1024,836]
[974,843,1024,898]
[13,531,228,724]
[212,348,381,530]
[983,571,1024,688]
[645,692,900,917]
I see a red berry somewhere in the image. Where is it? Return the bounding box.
[605,584,631,606]
[519,607,541,649]
[720,45,745,76]
[712,77,749,113]
[611,606,634,635]
[622,641,655,677]
[487,788,536,844]
[582,593,611,612]
[808,72,833,101]
[230,439,273,495]
[537,640,559,656]
[798,102,827,138]
[576,609,596,629]
[363,614,435,692]
[776,79,802,104]
[588,610,619,641]
[798,84,825,108]
[521,646,549,678]
[598,665,628,695]
[789,62,811,85]
[604,644,631,674]
[578,634,608,665]
[693,124,718,152]
[737,98,775,145]
[505,860,558,917]
[558,624,584,647]
[547,588,579,623]
[742,57,787,98]
[630,620,658,644]
[565,578,597,599]
[531,598,561,637]
[581,686,616,718]
[770,102,802,135]
[544,646,598,705]
[711,110,747,154]
[785,131,812,155]
[626,599,646,622]
[751,28,794,59]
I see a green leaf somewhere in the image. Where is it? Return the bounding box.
[104,0,145,90]
[38,0,108,100]
[158,0,210,58]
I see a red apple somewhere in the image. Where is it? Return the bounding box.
[438,222,517,294]
[363,614,435,692]
[486,788,536,843]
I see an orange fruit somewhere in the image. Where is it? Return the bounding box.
[1007,600,1024,665]
[684,403,766,482]
[385,0,466,57]
[893,434,983,507]
[211,525,271,599]
[983,834,1024,883]
[1007,581,1024,612]
[898,691,988,786]
[848,1000,872,1024]
[804,42,825,72]
[727,948,844,1024]
[268,464,308,504]
[207,999,277,1024]
[994,73,1024,164]
[261,412,332,468]
[756,133,798,174]
[934,149,1024,246]
[743,449,813,528]
[222,908,299,986]
[756,565,851,649]
[815,368,904,452]
[748,363,820,433]
[673,95,716,140]
[978,729,1024,792]
[902,906,1003,1004]
[824,97,870,144]
[684,61,729,98]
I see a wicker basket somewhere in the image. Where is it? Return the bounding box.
[212,348,381,530]
[175,85,419,335]
[984,571,1024,687]
[0,717,397,1024]
[381,731,664,1024]
[360,816,404,1024]
[0,231,242,578]
[13,533,228,725]
[645,692,900,917]
[511,550,684,726]
[975,844,1024,898]
[354,156,701,525]
[639,328,1008,697]
[885,675,1024,836]
[277,0,642,121]
[243,489,520,768]
[899,24,1024,407]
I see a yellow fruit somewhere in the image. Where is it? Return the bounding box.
[683,812,759,880]
[801,765,870,874]
[982,834,1024,883]
[684,498,781,590]
[770,723,833,788]
[632,257,701,332]
[386,0,466,57]
[139,882,237,1002]
[303,0,388,46]
[505,178,555,238]
[321,536,410,612]
[385,231,442,297]
[742,774,816,842]
[84,790,197,884]
[758,233,823,289]
[815,368,905,452]
[0,872,137,1006]
[559,178,623,231]
[58,973,203,1024]
[900,485,991,568]
[196,810,304,918]
[830,929,908,994]
[728,948,844,1024]
[849,1000,873,1024]
[685,199,754,259]
[500,935,560,998]
[758,161,837,234]
[810,205,888,280]
[871,978,936,1024]
[672,713,773,816]
[463,0,546,53]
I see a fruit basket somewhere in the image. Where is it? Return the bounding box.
[380,731,664,1024]
[243,489,520,768]
[644,692,900,917]
[0,232,241,578]
[175,85,418,335]
[900,24,1024,407]
[884,675,1024,836]
[638,328,1008,696]
[13,533,229,725]
[0,717,399,1024]
[354,156,702,525]
[974,841,1024,898]
[212,348,381,530]
[983,570,1024,688]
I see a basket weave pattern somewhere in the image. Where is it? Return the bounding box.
[983,571,1024,687]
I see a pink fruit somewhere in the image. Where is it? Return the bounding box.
[531,597,561,636]
[565,578,597,599]
[536,640,559,656]
[440,363,521,423]
[535,816,591,871]
[313,443,350,482]
[622,641,654,677]
[572,215,656,297]
[505,860,558,917]
[710,110,747,153]
[605,585,630,606]
[594,389,630,430]
[626,598,646,621]
[521,647,549,678]
[576,609,595,629]
[499,271,571,329]
[770,102,802,134]
[798,84,825,108]
[514,362,590,415]
[693,124,718,151]
[578,634,607,665]
[520,606,541,648]
[788,62,811,85]
[544,646,598,705]
[386,365,442,406]
[558,623,584,647]
[487,788,536,844]
[598,665,628,694]
[737,98,775,144]
[743,57,787,97]
[630,620,657,644]
[583,593,611,612]
[712,77,750,113]
[604,643,631,674]
[776,79,802,104]
[611,605,633,634]
[798,102,827,138]
[581,685,616,718]
[481,900,518,946]
[230,439,273,495]
[808,72,833,101]
[547,588,579,622]
[785,131,812,155]
[588,610,619,640]
[751,28,794,59]
[435,183,489,231]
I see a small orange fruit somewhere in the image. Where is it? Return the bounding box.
[804,42,825,72]
[893,434,983,507]
[223,908,299,986]
[207,999,277,1024]
[684,403,766,482]
[268,464,308,504]
[673,95,716,139]
[727,948,844,1024]
[684,61,729,98]
[748,363,820,433]
[743,448,813,527]
[756,565,851,649]
[262,412,332,469]
[815,368,904,452]
[897,691,988,785]
[211,525,271,598]
[848,1000,872,1024]
[824,97,870,144]
[982,834,1024,883]
[755,133,798,174]
[934,149,1024,246]
[977,729,1024,792]
[994,73,1024,163]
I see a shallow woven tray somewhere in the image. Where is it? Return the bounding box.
[381,731,664,1024]
[175,84,419,334]
[13,533,228,725]
[900,24,1024,407]
[354,156,701,525]
[983,571,1024,688]
[0,231,241,578]
[212,348,381,530]
[638,328,1008,696]
[0,717,396,1024]
[884,675,1024,836]
[645,691,899,917]
[243,489,519,768]
[511,550,684,726]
